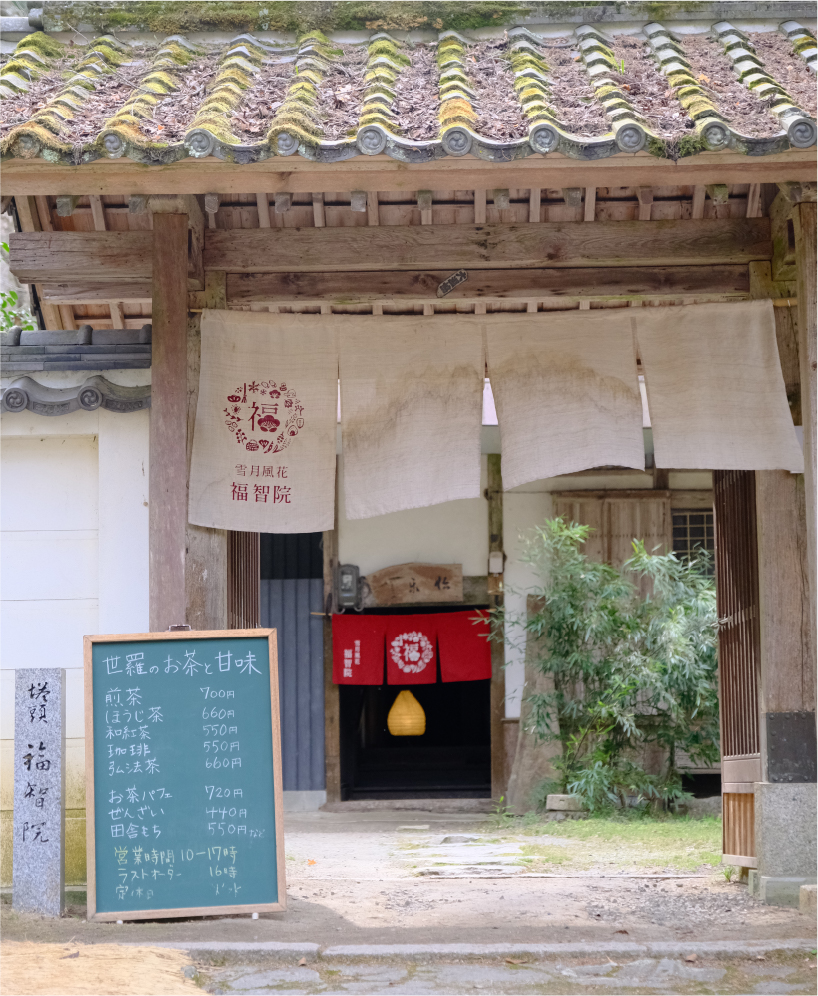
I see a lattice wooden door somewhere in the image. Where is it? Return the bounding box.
[713,470,760,867]
[228,531,260,628]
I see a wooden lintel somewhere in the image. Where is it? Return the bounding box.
[2,149,814,196]
[226,264,749,304]
[203,219,770,273]
[10,221,769,285]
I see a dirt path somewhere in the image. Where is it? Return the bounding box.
[2,811,810,950]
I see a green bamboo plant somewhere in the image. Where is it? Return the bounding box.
[494,519,719,811]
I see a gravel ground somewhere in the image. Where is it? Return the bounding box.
[1,811,809,949]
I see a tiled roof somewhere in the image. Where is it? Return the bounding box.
[1,19,815,166]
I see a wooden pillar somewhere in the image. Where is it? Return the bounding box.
[186,271,228,629]
[323,467,341,802]
[793,202,817,646]
[748,253,817,904]
[487,454,506,799]
[150,212,189,631]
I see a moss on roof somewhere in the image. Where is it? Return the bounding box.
[42,1,734,35]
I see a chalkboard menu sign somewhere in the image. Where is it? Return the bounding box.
[83,630,285,921]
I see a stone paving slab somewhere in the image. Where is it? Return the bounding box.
[197,951,818,996]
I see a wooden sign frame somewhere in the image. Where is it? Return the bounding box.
[83,629,285,922]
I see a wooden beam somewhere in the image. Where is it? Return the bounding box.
[89,195,106,231]
[637,186,654,220]
[692,185,706,219]
[793,200,817,652]
[256,192,270,228]
[13,195,60,329]
[487,453,506,799]
[417,189,433,225]
[12,220,771,282]
[108,301,124,327]
[226,264,749,305]
[40,282,153,304]
[34,195,53,231]
[474,189,486,224]
[529,187,541,223]
[746,183,762,219]
[203,219,772,273]
[90,194,119,325]
[312,192,325,228]
[367,191,379,226]
[2,149,815,196]
[584,187,596,222]
[10,231,153,281]
[150,212,189,631]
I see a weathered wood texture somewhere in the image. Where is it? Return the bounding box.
[723,793,756,866]
[365,563,463,606]
[755,471,815,719]
[793,202,817,656]
[203,220,772,272]
[750,262,814,735]
[749,260,801,423]
[487,454,506,799]
[227,265,749,305]
[185,310,227,630]
[551,492,672,597]
[149,213,189,631]
[10,231,153,282]
[13,194,61,329]
[2,149,815,196]
[506,595,561,815]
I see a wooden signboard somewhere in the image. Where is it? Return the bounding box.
[83,629,285,921]
[365,563,463,606]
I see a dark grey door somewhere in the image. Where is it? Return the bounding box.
[259,534,325,792]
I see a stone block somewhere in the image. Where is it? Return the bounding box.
[546,794,586,812]
[682,796,722,817]
[759,875,817,908]
[12,669,65,916]
[800,882,817,916]
[755,781,817,882]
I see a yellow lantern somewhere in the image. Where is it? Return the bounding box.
[387,690,426,736]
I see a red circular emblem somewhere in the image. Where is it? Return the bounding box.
[223,381,305,453]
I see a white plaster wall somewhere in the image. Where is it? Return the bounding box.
[338,454,489,578]
[0,406,150,750]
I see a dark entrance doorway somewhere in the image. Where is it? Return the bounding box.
[339,607,491,800]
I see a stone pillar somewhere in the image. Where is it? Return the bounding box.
[12,669,65,916]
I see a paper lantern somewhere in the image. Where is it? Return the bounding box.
[387,690,426,736]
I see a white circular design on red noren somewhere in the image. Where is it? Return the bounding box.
[390,631,434,674]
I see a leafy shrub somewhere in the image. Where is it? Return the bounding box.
[495,518,719,812]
